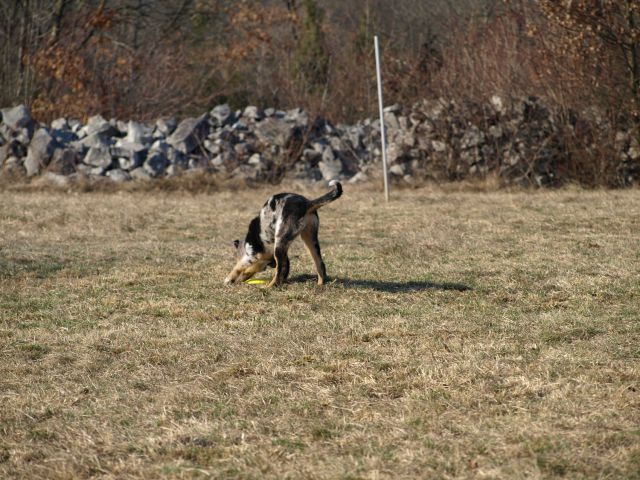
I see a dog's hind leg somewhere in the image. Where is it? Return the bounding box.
[301,213,328,285]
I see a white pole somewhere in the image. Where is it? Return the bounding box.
[374,35,390,202]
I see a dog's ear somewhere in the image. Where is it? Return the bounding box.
[233,239,240,249]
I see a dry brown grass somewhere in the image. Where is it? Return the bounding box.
[1,185,639,479]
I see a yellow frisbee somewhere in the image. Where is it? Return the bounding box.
[244,278,268,285]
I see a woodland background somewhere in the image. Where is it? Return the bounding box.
[1,0,638,123]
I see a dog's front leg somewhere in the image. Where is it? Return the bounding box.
[266,243,290,288]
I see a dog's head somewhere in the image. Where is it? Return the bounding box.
[224,218,273,284]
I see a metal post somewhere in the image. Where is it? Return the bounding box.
[374,35,390,202]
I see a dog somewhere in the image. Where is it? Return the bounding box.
[224,181,342,287]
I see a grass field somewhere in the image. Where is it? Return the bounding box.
[1,184,639,479]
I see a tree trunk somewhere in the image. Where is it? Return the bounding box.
[16,0,30,101]
[51,0,68,43]
[0,1,21,103]
[626,0,640,109]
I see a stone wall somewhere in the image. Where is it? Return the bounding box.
[1,97,638,188]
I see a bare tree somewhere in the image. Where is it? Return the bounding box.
[539,0,640,111]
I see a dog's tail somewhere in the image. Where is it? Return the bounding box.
[307,180,342,213]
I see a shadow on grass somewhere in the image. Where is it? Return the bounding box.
[289,274,472,293]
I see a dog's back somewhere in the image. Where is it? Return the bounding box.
[260,181,343,246]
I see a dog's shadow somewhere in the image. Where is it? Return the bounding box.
[289,274,472,293]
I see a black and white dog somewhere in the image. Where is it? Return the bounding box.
[224,181,342,287]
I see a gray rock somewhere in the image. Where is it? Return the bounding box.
[166,147,187,167]
[52,128,78,145]
[503,149,521,166]
[383,104,402,114]
[469,164,489,175]
[204,139,221,155]
[14,128,32,145]
[166,115,209,154]
[210,155,225,168]
[111,140,146,170]
[0,125,11,142]
[25,128,56,177]
[73,131,111,150]
[345,127,363,150]
[318,148,342,181]
[2,156,25,176]
[322,146,336,163]
[431,140,447,153]
[1,105,33,131]
[409,111,426,127]
[490,95,506,115]
[126,121,152,144]
[51,118,68,130]
[254,118,296,147]
[116,120,128,135]
[233,142,250,158]
[460,127,484,149]
[285,108,308,126]
[421,98,447,119]
[165,163,186,177]
[460,147,481,165]
[117,156,142,171]
[243,106,264,121]
[488,125,503,139]
[84,147,113,168]
[302,148,322,164]
[218,129,238,143]
[130,167,152,181]
[68,119,82,133]
[1,93,627,187]
[384,112,400,131]
[389,164,405,176]
[402,131,416,148]
[48,148,78,175]
[232,119,249,131]
[210,104,233,126]
[111,140,146,158]
[0,140,25,165]
[144,150,169,177]
[386,143,404,163]
[155,117,177,137]
[615,131,630,147]
[329,136,347,152]
[84,114,119,137]
[76,163,106,177]
[248,153,265,167]
[74,163,90,176]
[150,140,169,153]
[106,169,131,182]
